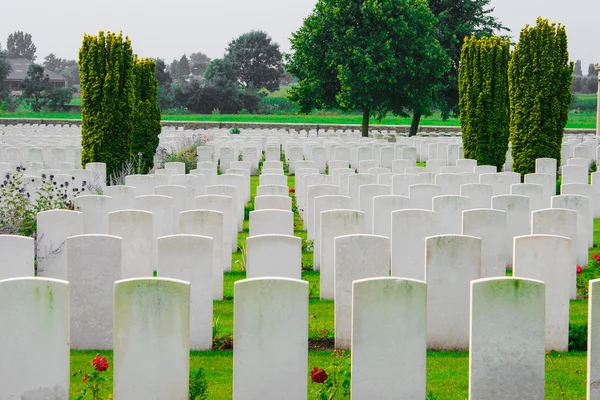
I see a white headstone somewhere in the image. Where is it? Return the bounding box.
[320,210,365,299]
[67,234,121,349]
[351,278,427,399]
[109,210,154,278]
[37,209,83,279]
[233,278,308,400]
[0,235,34,279]
[334,234,389,349]
[513,235,571,351]
[0,277,70,399]
[114,278,190,399]
[391,209,438,281]
[469,277,545,400]
[179,210,225,296]
[247,235,301,280]
[426,235,481,350]
[157,234,213,350]
[462,209,507,277]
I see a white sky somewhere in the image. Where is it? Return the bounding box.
[0,0,598,68]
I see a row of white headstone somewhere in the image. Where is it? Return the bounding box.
[4,275,600,399]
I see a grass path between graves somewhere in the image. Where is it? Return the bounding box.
[0,109,596,129]
[69,168,600,399]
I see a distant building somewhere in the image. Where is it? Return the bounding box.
[4,58,68,95]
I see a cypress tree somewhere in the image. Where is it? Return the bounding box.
[79,31,136,179]
[131,57,162,173]
[458,36,510,170]
[508,18,573,175]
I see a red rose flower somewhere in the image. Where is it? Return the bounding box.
[310,367,328,384]
[577,265,583,274]
[92,356,109,372]
[593,254,600,262]
[289,188,295,193]
[82,373,88,383]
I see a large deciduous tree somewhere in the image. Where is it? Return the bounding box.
[508,18,573,175]
[286,0,449,137]
[407,0,507,136]
[79,31,136,179]
[131,58,162,173]
[226,31,284,91]
[458,36,510,170]
[6,31,37,61]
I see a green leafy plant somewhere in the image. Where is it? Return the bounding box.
[0,167,81,237]
[156,135,207,174]
[74,354,111,400]
[310,350,351,399]
[189,368,209,400]
[302,239,315,253]
[235,239,247,271]
[230,127,241,135]
[212,316,233,350]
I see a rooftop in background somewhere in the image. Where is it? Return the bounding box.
[4,58,68,93]
[6,58,67,83]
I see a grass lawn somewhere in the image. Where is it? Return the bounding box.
[67,161,600,398]
[0,109,596,129]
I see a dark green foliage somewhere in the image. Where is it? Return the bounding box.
[189,52,211,77]
[131,58,161,173]
[204,58,238,88]
[423,0,508,121]
[225,31,284,91]
[173,80,261,114]
[0,46,12,100]
[154,58,172,87]
[569,322,587,351]
[46,87,73,111]
[458,36,510,170]
[286,0,450,137]
[79,31,136,179]
[189,368,209,400]
[508,18,574,175]
[6,31,37,60]
[21,64,50,112]
[177,54,190,78]
[258,96,298,114]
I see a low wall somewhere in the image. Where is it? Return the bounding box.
[0,117,596,135]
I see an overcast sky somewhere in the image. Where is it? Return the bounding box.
[1,0,598,68]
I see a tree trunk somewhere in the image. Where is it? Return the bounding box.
[361,106,370,137]
[409,110,422,137]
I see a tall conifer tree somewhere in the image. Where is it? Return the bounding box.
[458,36,510,170]
[508,18,573,175]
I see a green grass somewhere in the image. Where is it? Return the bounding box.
[69,350,587,399]
[0,109,596,129]
[68,155,600,399]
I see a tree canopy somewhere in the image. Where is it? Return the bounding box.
[6,31,37,60]
[286,0,450,136]
[407,0,507,135]
[226,31,284,91]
